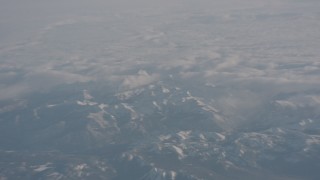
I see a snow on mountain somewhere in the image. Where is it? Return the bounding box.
[0,80,320,179]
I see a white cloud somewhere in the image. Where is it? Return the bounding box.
[213,55,240,72]
[0,83,30,100]
[0,0,319,110]
[0,69,92,100]
[121,70,159,89]
[25,69,91,87]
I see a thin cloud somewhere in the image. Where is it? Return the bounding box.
[122,70,159,89]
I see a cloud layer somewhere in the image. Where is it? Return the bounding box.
[0,0,319,104]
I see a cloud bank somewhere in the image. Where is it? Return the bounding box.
[0,0,319,110]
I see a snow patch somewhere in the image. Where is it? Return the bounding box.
[239,149,245,156]
[277,128,285,133]
[306,137,320,146]
[33,163,52,172]
[121,103,138,120]
[171,145,185,159]
[215,132,226,141]
[299,119,314,126]
[74,163,88,177]
[77,101,87,106]
[76,100,98,106]
[141,167,167,180]
[122,153,134,161]
[177,131,192,140]
[169,171,177,180]
[162,87,170,93]
[199,133,206,141]
[83,90,93,100]
[88,111,107,129]
[46,104,58,108]
[159,134,171,141]
[299,121,306,126]
[184,92,218,113]
[47,172,63,180]
[153,101,161,110]
[98,103,108,110]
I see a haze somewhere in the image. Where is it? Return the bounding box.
[0,0,320,179]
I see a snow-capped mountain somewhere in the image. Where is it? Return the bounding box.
[0,81,319,180]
